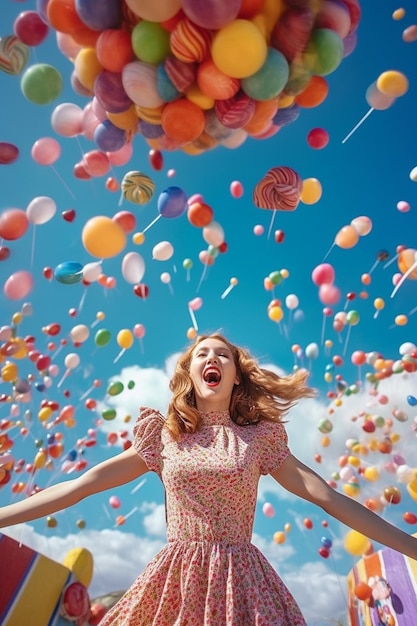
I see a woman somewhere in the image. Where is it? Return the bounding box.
[1,333,417,625]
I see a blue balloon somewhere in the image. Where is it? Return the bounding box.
[66,449,77,462]
[407,395,417,406]
[157,64,181,102]
[157,187,188,218]
[94,120,126,152]
[54,261,83,285]
[75,0,121,30]
[321,537,332,549]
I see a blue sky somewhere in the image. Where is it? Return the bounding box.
[1,2,417,624]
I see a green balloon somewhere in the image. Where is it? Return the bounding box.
[303,29,343,77]
[127,380,135,389]
[107,381,124,396]
[95,328,111,347]
[21,63,63,105]
[102,408,117,420]
[131,21,171,65]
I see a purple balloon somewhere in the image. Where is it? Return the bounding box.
[139,121,164,139]
[75,0,122,30]
[36,0,50,24]
[94,71,132,113]
[157,187,188,218]
[94,120,126,152]
[182,0,241,30]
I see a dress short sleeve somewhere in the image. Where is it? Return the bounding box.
[133,407,165,475]
[257,419,290,475]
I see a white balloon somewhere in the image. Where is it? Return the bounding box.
[83,261,102,282]
[122,252,145,284]
[202,220,224,247]
[26,196,56,225]
[152,240,174,261]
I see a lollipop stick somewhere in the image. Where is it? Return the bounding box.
[188,307,198,331]
[267,210,277,239]
[113,348,126,364]
[390,260,417,298]
[142,214,162,233]
[341,108,374,144]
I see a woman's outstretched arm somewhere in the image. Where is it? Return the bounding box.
[271,453,417,561]
[0,446,149,528]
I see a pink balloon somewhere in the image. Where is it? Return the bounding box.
[133,323,146,339]
[4,270,34,300]
[230,180,244,198]
[262,502,275,517]
[107,142,133,166]
[109,495,121,509]
[319,283,341,305]
[82,103,101,140]
[56,31,83,60]
[31,137,61,165]
[311,263,335,286]
[187,193,204,206]
[188,297,203,311]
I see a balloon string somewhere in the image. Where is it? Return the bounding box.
[390,260,417,298]
[342,324,352,357]
[50,165,77,199]
[267,210,277,240]
[30,225,36,270]
[320,313,327,345]
[196,262,209,293]
[341,107,374,144]
[383,253,399,270]
[322,242,335,262]
[142,214,162,233]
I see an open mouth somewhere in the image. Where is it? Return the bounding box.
[203,367,221,387]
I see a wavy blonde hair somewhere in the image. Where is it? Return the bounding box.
[165,333,316,438]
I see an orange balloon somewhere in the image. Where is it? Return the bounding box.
[244,98,278,135]
[295,76,329,108]
[96,29,135,73]
[161,98,205,144]
[47,0,84,34]
[82,216,127,258]
[335,225,359,249]
[398,248,417,279]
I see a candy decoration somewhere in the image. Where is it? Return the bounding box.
[253,166,303,212]
[121,170,155,204]
[0,35,30,76]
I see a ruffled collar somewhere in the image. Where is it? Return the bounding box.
[198,409,231,426]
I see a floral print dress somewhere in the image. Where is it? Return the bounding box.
[100,407,306,625]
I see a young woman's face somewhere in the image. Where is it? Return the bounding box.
[189,337,239,411]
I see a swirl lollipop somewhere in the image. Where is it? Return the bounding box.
[121,170,155,205]
[253,166,303,212]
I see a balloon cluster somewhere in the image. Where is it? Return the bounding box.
[28,0,361,161]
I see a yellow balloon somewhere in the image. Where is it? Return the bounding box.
[363,466,380,482]
[82,216,127,259]
[268,305,284,323]
[1,361,18,382]
[107,105,139,131]
[117,329,134,349]
[407,480,417,503]
[212,20,267,79]
[376,70,409,97]
[74,47,103,91]
[300,178,322,205]
[273,531,286,544]
[34,449,47,470]
[38,406,53,422]
[343,529,371,556]
[62,547,94,587]
[185,84,214,110]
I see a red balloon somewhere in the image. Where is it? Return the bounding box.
[62,209,76,222]
[73,162,91,180]
[0,246,11,261]
[133,283,149,298]
[307,127,329,149]
[0,209,29,240]
[14,11,49,46]
[403,511,417,525]
[148,149,164,171]
[113,210,136,234]
[0,142,19,165]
